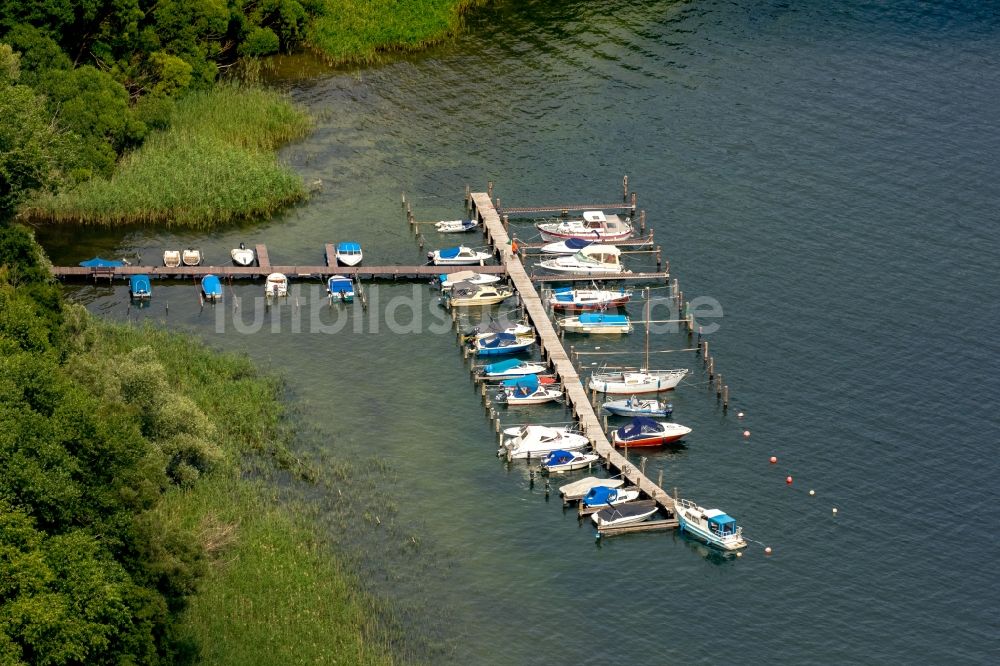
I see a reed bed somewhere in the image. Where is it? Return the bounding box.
[23,87,312,228]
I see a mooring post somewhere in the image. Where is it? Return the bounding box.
[722,385,729,408]
[639,209,646,234]
[502,214,509,235]
[488,180,494,198]
[641,457,647,476]
[401,192,406,209]
[630,192,637,214]
[658,469,664,490]
[707,355,714,378]
[623,175,629,200]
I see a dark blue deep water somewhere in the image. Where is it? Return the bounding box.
[39,1,1000,662]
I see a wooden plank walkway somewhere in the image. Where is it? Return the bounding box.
[472,192,677,518]
[499,203,636,216]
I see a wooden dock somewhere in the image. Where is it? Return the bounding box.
[471,192,677,520]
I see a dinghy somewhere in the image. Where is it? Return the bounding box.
[548,286,632,311]
[163,250,181,267]
[231,243,255,266]
[499,425,590,460]
[473,332,534,357]
[438,270,502,290]
[557,312,633,335]
[536,211,633,242]
[129,274,152,300]
[540,236,599,255]
[537,245,627,274]
[326,275,355,302]
[588,369,688,394]
[479,358,547,378]
[496,375,562,406]
[541,450,600,474]
[611,417,691,447]
[602,396,673,418]
[444,282,514,307]
[435,219,478,233]
[201,274,223,302]
[581,485,641,509]
[675,498,747,550]
[335,242,363,266]
[429,246,492,266]
[265,272,288,298]
[182,249,202,266]
[591,500,659,528]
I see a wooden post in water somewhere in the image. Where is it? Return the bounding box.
[641,457,647,476]
[630,192,637,214]
[488,181,494,198]
[658,469,663,491]
[639,209,646,234]
[722,385,729,409]
[716,373,723,396]
[503,214,509,236]
[708,355,714,379]
[623,175,629,200]
[401,192,406,209]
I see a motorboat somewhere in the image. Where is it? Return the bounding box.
[473,332,534,357]
[439,270,502,290]
[461,321,533,343]
[496,375,562,406]
[591,500,659,528]
[163,250,181,267]
[536,211,633,242]
[537,245,627,274]
[541,450,600,474]
[557,313,633,335]
[548,286,632,311]
[231,243,255,266]
[435,219,478,233]
[499,425,590,460]
[265,272,288,298]
[540,236,599,255]
[581,485,641,509]
[335,242,363,266]
[326,275,355,302]
[611,417,691,447]
[182,248,202,266]
[479,358,548,378]
[558,477,624,501]
[129,274,152,300]
[675,498,747,551]
[429,245,492,266]
[602,396,673,418]
[201,274,223,302]
[444,282,514,307]
[588,369,688,394]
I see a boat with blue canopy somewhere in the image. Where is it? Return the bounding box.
[540,236,599,254]
[496,374,562,406]
[335,242,363,266]
[480,358,548,378]
[541,449,600,474]
[602,396,673,418]
[129,274,151,300]
[79,257,124,268]
[675,497,747,551]
[326,275,355,302]
[582,485,641,509]
[474,332,534,357]
[591,500,659,528]
[611,417,691,447]
[435,219,478,233]
[558,312,633,334]
[430,245,492,266]
[201,275,223,302]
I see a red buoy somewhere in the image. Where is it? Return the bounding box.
[765,546,772,555]
[769,456,777,464]
[742,430,751,438]
[785,475,793,485]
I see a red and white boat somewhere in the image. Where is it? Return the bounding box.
[548,286,633,311]
[536,211,633,242]
[611,417,691,447]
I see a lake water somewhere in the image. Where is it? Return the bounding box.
[37,0,999,662]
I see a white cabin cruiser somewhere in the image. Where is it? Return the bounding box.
[430,246,492,266]
[536,211,633,242]
[675,498,748,551]
[499,425,589,460]
[537,245,627,274]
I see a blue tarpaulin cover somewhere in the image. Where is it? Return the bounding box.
[201,275,222,294]
[439,246,462,259]
[502,374,539,393]
[544,450,574,465]
[328,277,353,292]
[129,275,151,294]
[583,486,619,507]
[708,514,737,527]
[565,237,595,250]
[484,358,522,373]
[337,242,361,253]
[79,257,124,268]
[480,332,516,348]
[617,417,662,439]
[579,313,628,325]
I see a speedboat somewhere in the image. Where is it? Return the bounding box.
[536,211,633,242]
[611,417,691,447]
[163,250,181,267]
[496,375,562,406]
[588,369,688,394]
[462,321,533,343]
[182,249,202,266]
[439,270,502,290]
[675,498,747,550]
[474,332,534,357]
[499,425,590,460]
[231,243,255,266]
[541,450,600,474]
[265,272,288,298]
[429,246,492,266]
[591,500,659,528]
[537,245,627,274]
[479,358,548,378]
[435,219,478,233]
[201,274,223,302]
[540,236,599,254]
[326,275,355,302]
[444,282,514,307]
[602,396,673,418]
[557,313,633,335]
[129,274,152,300]
[548,286,632,311]
[581,485,641,509]
[335,242,363,267]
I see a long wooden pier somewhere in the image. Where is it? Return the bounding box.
[471,192,677,519]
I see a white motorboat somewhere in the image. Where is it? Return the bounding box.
[163,250,181,267]
[335,242,363,266]
[496,375,562,406]
[429,246,492,266]
[591,500,659,528]
[326,275,355,302]
[537,245,627,274]
[181,248,201,266]
[541,450,600,474]
[462,321,533,342]
[231,243,255,266]
[439,270,502,290]
[602,396,673,418]
[581,485,641,509]
[479,358,548,378]
[588,369,688,394]
[435,219,478,233]
[611,417,692,447]
[444,282,514,307]
[548,286,632,311]
[265,272,288,298]
[675,497,748,551]
[557,313,633,335]
[536,211,633,242]
[540,237,600,254]
[558,477,625,501]
[499,425,589,460]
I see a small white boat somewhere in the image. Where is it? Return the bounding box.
[581,485,642,509]
[588,369,688,394]
[439,270,502,290]
[499,425,589,460]
[591,500,659,528]
[326,275,355,302]
[429,246,492,266]
[537,245,627,274]
[558,313,633,335]
[462,322,533,343]
[548,286,632,311]
[335,242,363,267]
[444,282,514,307]
[559,477,625,500]
[435,219,478,233]
[540,237,600,254]
[541,450,600,474]
[265,272,288,298]
[536,211,633,242]
[182,248,202,266]
[163,250,181,267]
[675,498,748,551]
[496,375,562,406]
[231,243,255,266]
[473,332,534,357]
[602,396,673,418]
[479,358,548,378]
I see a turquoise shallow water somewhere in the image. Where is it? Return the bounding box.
[38,0,1000,662]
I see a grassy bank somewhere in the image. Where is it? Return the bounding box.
[21,87,312,228]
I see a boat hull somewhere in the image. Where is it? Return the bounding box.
[337,255,363,267]
[591,501,658,527]
[476,341,534,357]
[163,251,181,268]
[603,405,672,418]
[537,261,624,274]
[231,249,255,266]
[537,228,633,242]
[543,455,600,474]
[551,296,631,311]
[612,432,687,447]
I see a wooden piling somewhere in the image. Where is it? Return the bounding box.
[623,175,629,199]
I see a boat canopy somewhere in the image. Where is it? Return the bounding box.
[79,257,124,268]
[706,510,738,534]
[578,313,629,325]
[201,275,222,293]
[581,245,622,257]
[328,277,353,292]
[584,485,619,506]
[480,332,516,348]
[484,358,523,373]
[502,374,539,392]
[337,242,361,253]
[129,275,151,291]
[617,417,663,438]
[544,450,575,465]
[583,211,607,223]
[438,246,462,259]
[566,237,596,250]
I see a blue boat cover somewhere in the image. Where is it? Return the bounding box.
[337,242,361,253]
[555,292,575,302]
[129,275,151,292]
[484,358,522,373]
[708,514,737,527]
[544,450,574,466]
[579,313,628,325]
[328,277,353,292]
[201,275,222,294]
[617,417,663,439]
[79,257,124,267]
[565,237,595,250]
[439,246,462,259]
[502,374,539,393]
[480,332,516,348]
[583,486,619,506]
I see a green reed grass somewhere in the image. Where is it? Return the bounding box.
[23,87,312,228]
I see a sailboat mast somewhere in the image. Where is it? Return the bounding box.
[644,286,650,370]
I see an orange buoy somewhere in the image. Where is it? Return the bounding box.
[785,475,793,485]
[764,546,772,555]
[742,430,751,438]
[769,456,777,464]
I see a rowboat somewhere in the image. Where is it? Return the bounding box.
[439,270,502,290]
[163,250,181,267]
[602,396,673,418]
[129,274,152,300]
[588,369,688,394]
[265,272,288,298]
[326,275,354,302]
[611,417,691,447]
[537,245,627,274]
[444,282,514,307]
[499,425,590,460]
[231,243,255,266]
[540,237,599,254]
[591,500,659,528]
[548,286,632,311]
[675,498,747,550]
[182,249,201,266]
[201,275,223,302]
[335,242,363,266]
[581,485,641,509]
[479,358,548,378]
[536,211,633,242]
[557,312,633,335]
[473,332,534,357]
[435,219,478,233]
[541,450,600,474]
[429,246,492,266]
[496,375,562,406]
